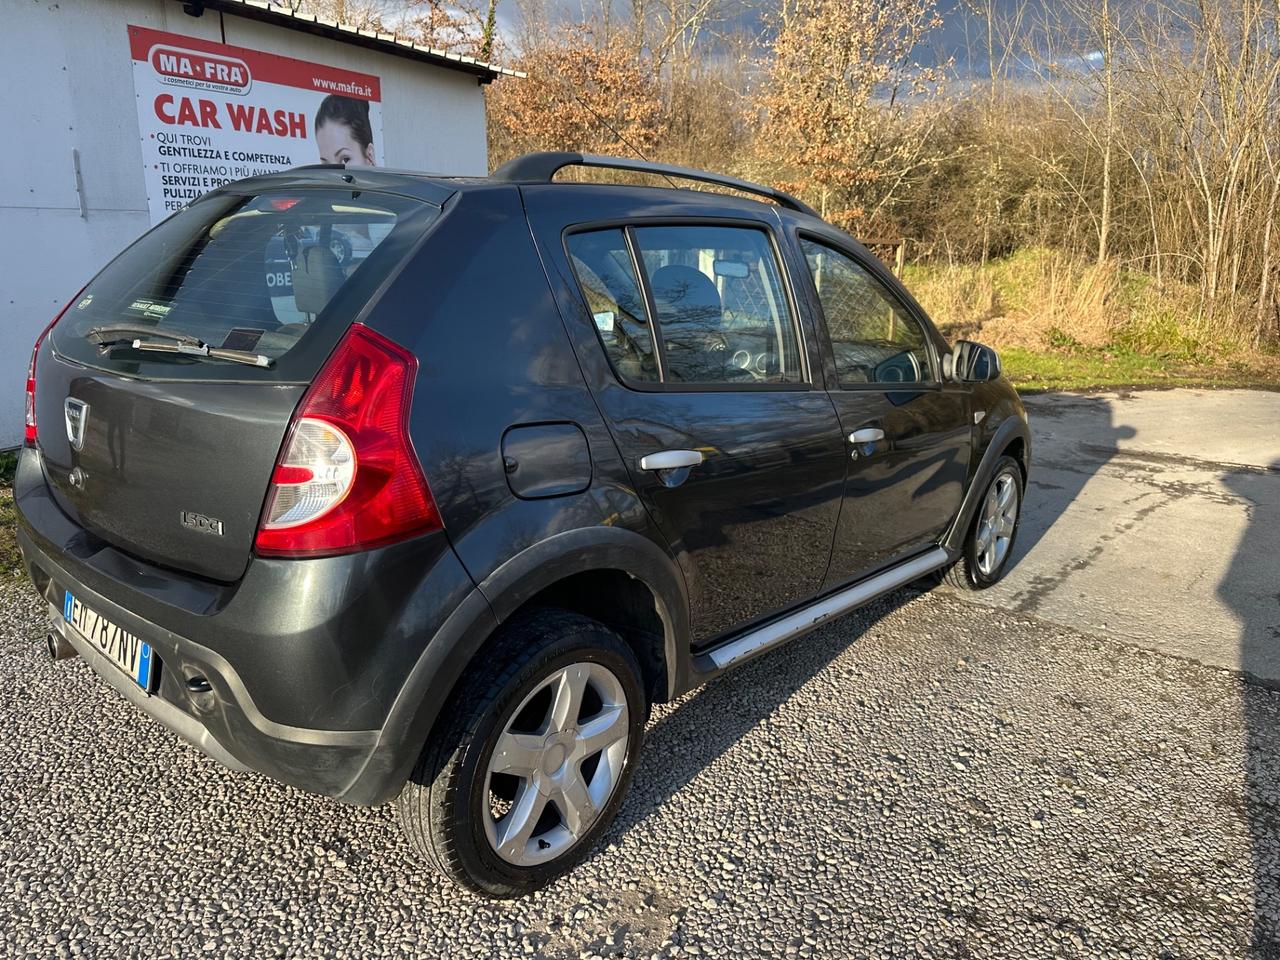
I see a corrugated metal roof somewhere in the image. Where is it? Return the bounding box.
[188,0,525,81]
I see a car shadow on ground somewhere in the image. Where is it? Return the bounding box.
[1004,393,1136,570]
[1219,459,1280,957]
[603,588,922,846]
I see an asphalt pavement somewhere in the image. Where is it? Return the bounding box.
[1,388,1278,959]
[945,388,1280,685]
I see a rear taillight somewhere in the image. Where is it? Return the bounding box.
[254,324,441,558]
[24,345,39,446]
[26,291,84,447]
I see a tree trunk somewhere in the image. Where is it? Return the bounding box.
[1257,171,1280,345]
[1097,0,1113,265]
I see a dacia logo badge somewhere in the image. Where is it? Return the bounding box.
[64,398,89,452]
[181,511,224,536]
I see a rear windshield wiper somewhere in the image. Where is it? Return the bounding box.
[87,324,272,367]
[85,325,204,347]
[99,335,275,371]
[122,339,275,368]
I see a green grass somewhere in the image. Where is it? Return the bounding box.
[1001,345,1277,392]
[0,450,21,582]
[0,492,19,581]
[904,247,1280,392]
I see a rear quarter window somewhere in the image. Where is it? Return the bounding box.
[53,189,435,381]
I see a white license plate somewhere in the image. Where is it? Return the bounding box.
[63,591,155,692]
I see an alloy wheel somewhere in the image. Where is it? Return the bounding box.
[483,662,631,866]
[975,471,1019,577]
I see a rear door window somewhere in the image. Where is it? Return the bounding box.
[633,225,803,385]
[53,189,433,380]
[564,223,806,388]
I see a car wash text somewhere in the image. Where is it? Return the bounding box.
[153,94,306,138]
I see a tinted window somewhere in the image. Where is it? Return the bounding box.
[53,189,430,379]
[565,229,659,383]
[801,239,935,386]
[632,225,803,385]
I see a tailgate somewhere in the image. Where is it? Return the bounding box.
[29,183,440,582]
[36,353,302,582]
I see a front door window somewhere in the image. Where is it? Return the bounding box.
[800,239,936,387]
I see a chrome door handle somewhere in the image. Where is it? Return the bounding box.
[639,449,704,471]
[848,428,885,444]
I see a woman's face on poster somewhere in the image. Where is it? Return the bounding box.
[317,121,375,167]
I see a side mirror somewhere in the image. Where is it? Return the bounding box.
[947,340,1001,382]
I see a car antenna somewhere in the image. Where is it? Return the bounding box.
[558,79,681,192]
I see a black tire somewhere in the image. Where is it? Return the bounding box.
[942,454,1024,590]
[396,609,647,898]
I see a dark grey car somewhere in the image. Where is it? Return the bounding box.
[15,153,1029,897]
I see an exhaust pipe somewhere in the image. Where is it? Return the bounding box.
[46,631,77,661]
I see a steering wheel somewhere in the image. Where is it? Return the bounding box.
[701,331,753,382]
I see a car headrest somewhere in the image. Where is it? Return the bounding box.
[649,265,722,326]
[293,244,345,316]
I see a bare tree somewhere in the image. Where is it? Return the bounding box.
[1115,0,1280,328]
[1016,0,1125,265]
[759,0,951,232]
[279,0,489,54]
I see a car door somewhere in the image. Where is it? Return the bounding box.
[536,208,847,645]
[793,232,973,588]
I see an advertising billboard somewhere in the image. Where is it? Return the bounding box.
[128,24,384,223]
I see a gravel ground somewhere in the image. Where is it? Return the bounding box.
[1,582,1278,959]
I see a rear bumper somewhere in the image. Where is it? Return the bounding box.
[22,527,378,797]
[15,447,497,805]
[45,597,254,779]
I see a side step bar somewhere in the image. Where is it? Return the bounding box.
[693,547,950,674]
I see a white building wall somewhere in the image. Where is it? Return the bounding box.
[0,0,488,447]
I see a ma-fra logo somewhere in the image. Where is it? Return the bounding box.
[150,45,252,96]
[181,511,224,536]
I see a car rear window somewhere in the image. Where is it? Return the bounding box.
[52,188,435,381]
[565,229,660,383]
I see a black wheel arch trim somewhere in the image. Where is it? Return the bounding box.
[340,585,497,805]
[343,525,689,806]
[942,415,1031,554]
[477,526,690,700]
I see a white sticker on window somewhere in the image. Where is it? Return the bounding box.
[593,311,616,332]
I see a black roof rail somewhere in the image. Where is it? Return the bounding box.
[490,151,821,219]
